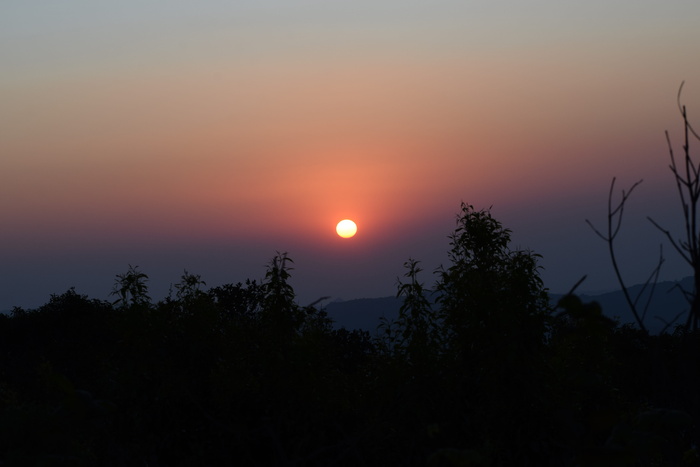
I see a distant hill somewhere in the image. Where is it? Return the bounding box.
[324,296,402,335]
[571,276,693,334]
[325,277,694,335]
[3,277,693,334]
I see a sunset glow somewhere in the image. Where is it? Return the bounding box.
[0,1,699,309]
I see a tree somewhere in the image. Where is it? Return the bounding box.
[586,178,661,334]
[588,83,699,333]
[260,252,305,336]
[648,82,700,331]
[174,269,207,302]
[392,258,441,363]
[262,252,295,311]
[110,265,150,309]
[208,279,264,323]
[433,203,553,464]
[435,203,549,356]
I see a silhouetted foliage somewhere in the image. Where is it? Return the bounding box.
[1,205,700,466]
[382,258,440,363]
[110,264,150,309]
[175,269,207,302]
[434,203,553,464]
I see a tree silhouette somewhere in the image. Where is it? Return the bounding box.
[385,203,555,464]
[175,269,207,302]
[648,82,700,331]
[588,83,699,333]
[2,202,700,465]
[110,264,150,309]
[392,258,441,363]
[435,203,549,357]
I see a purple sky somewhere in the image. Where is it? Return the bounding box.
[2,1,699,309]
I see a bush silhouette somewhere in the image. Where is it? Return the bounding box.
[1,205,699,465]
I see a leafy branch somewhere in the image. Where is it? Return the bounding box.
[110,264,151,309]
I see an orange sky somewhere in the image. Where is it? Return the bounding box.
[1,1,700,308]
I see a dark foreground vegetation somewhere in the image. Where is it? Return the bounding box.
[1,203,700,466]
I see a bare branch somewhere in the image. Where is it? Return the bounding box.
[678,81,700,141]
[656,309,687,335]
[590,84,699,333]
[587,177,649,333]
[584,219,608,241]
[648,216,692,265]
[658,83,700,332]
[637,245,665,324]
[565,275,587,296]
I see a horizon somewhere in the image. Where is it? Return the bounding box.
[2,1,700,310]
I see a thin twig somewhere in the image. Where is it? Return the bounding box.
[565,275,587,296]
[648,216,691,265]
[586,178,650,333]
[638,245,665,324]
[656,309,687,335]
[649,84,700,331]
[678,81,700,141]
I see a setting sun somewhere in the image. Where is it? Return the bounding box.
[336,219,358,238]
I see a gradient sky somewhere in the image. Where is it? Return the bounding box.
[2,1,700,310]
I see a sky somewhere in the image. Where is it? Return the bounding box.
[2,0,700,310]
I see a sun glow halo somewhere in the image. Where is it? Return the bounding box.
[336,219,357,238]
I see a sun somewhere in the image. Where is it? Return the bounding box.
[336,219,357,238]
